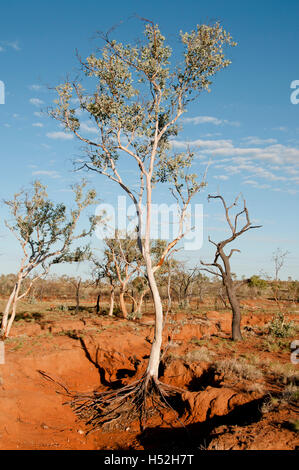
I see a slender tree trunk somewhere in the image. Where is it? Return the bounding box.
[75,287,80,315]
[224,279,243,341]
[6,293,19,337]
[108,287,115,316]
[136,287,149,317]
[131,289,135,314]
[4,277,22,338]
[96,293,101,314]
[144,250,163,382]
[1,284,17,336]
[1,275,23,338]
[119,288,128,319]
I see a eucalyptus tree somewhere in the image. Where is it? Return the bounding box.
[0,180,97,340]
[105,232,144,318]
[200,194,261,341]
[91,254,118,317]
[170,263,201,308]
[50,20,235,429]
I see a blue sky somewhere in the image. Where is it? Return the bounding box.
[0,0,298,280]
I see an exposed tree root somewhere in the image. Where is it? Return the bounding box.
[38,370,185,433]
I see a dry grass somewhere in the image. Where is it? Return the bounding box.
[266,362,299,385]
[214,357,264,381]
[184,346,216,364]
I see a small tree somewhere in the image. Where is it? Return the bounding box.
[91,255,118,317]
[64,276,93,315]
[271,248,289,309]
[0,180,97,339]
[170,263,200,308]
[104,232,144,318]
[248,275,267,297]
[200,194,261,341]
[50,19,235,429]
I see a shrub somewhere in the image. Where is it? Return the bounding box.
[268,313,295,338]
[282,384,299,403]
[288,419,299,433]
[248,275,267,290]
[185,347,215,363]
[214,357,263,381]
[58,304,69,312]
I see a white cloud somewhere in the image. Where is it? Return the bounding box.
[46,131,73,140]
[80,121,98,134]
[29,84,43,91]
[34,111,43,117]
[171,138,299,166]
[29,98,44,107]
[171,138,233,150]
[0,40,21,52]
[182,115,240,127]
[7,40,21,51]
[32,170,61,179]
[242,137,277,145]
[243,180,271,189]
[32,122,43,128]
[173,135,299,194]
[213,175,229,180]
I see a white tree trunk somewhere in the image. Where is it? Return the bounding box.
[144,251,163,381]
[1,284,17,336]
[108,288,115,317]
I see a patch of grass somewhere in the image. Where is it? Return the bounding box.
[266,362,299,385]
[190,337,203,346]
[57,304,70,312]
[288,419,299,433]
[214,357,264,381]
[245,382,264,394]
[5,334,28,351]
[184,346,215,364]
[14,311,43,323]
[261,338,290,353]
[260,394,280,414]
[260,384,298,414]
[281,384,299,403]
[57,329,84,339]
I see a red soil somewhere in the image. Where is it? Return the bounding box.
[0,304,298,450]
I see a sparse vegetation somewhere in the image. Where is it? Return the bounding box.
[214,357,264,381]
[0,9,298,453]
[268,312,296,338]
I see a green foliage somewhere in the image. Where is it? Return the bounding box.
[27,295,37,304]
[288,280,299,301]
[268,312,295,338]
[50,21,235,208]
[57,304,69,312]
[288,419,299,433]
[248,275,267,290]
[4,179,98,274]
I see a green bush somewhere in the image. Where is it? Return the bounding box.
[268,313,295,338]
[58,304,69,312]
[248,275,267,290]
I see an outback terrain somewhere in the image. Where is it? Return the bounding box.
[0,295,298,451]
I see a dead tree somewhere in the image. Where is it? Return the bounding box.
[200,194,261,341]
